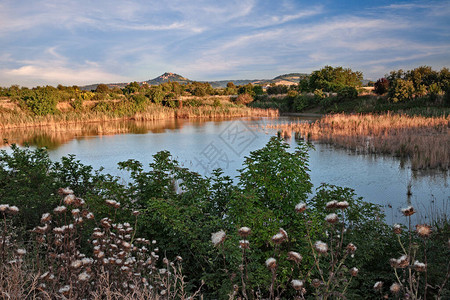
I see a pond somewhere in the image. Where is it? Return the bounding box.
[1,117,448,225]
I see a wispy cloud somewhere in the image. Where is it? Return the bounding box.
[0,0,449,85]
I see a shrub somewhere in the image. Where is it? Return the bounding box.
[22,86,58,115]
[388,79,415,102]
[337,86,358,101]
[235,93,254,105]
[374,78,389,95]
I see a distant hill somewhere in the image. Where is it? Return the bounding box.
[80,72,372,91]
[145,72,191,85]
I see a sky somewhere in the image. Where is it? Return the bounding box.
[1,0,449,87]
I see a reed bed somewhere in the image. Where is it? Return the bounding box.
[267,113,449,170]
[0,103,278,130]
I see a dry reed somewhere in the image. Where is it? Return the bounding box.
[267,113,449,170]
[0,100,278,130]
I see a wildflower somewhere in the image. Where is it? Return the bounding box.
[265,257,277,269]
[105,200,120,208]
[41,213,51,223]
[59,285,71,294]
[239,240,250,249]
[74,197,85,207]
[100,218,111,228]
[325,213,338,224]
[16,249,26,256]
[291,279,304,291]
[396,255,409,268]
[413,261,426,272]
[211,230,226,247]
[63,194,75,205]
[287,251,302,264]
[401,206,416,217]
[312,279,322,288]
[271,233,285,244]
[0,204,9,212]
[78,271,90,282]
[121,266,130,273]
[389,258,398,268]
[86,212,94,220]
[122,241,131,249]
[8,206,19,214]
[416,224,432,238]
[390,283,401,294]
[81,258,93,265]
[349,267,359,276]
[374,281,383,291]
[238,226,251,237]
[346,243,357,254]
[53,227,64,234]
[53,206,67,214]
[132,210,140,216]
[58,187,74,195]
[176,256,183,261]
[70,260,83,269]
[71,209,80,216]
[336,201,349,209]
[39,272,50,280]
[326,200,338,209]
[314,241,328,254]
[393,224,402,234]
[295,202,307,213]
[279,228,288,239]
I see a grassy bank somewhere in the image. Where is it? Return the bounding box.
[0,97,278,130]
[267,113,450,170]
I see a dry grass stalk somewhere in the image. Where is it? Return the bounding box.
[267,113,449,170]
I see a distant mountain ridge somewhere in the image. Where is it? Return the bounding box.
[80,72,308,91]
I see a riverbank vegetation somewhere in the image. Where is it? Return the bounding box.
[250,66,450,116]
[268,113,449,171]
[0,82,277,129]
[1,138,449,299]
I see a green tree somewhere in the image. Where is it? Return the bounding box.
[22,86,58,115]
[388,79,415,102]
[95,84,110,94]
[308,66,363,92]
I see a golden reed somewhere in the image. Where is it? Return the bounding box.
[267,113,449,170]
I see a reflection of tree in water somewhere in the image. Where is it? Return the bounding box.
[0,118,237,149]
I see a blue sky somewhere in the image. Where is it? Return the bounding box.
[1,0,449,87]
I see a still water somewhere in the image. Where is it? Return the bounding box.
[1,117,448,224]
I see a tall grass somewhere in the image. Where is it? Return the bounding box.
[0,100,278,130]
[267,113,449,170]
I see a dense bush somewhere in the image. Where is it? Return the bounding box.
[4,138,447,299]
[235,93,254,105]
[373,78,389,95]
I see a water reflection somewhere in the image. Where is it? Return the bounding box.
[0,117,447,225]
[0,118,258,149]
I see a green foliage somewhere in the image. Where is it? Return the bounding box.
[95,84,110,94]
[122,81,140,94]
[238,84,256,97]
[22,86,58,115]
[337,86,358,101]
[308,66,363,92]
[185,98,203,107]
[267,84,289,95]
[70,98,84,111]
[388,79,415,102]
